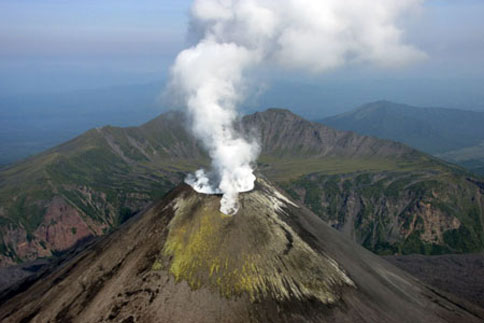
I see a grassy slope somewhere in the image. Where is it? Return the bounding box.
[259,156,428,182]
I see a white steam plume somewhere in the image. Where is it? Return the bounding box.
[169,0,425,215]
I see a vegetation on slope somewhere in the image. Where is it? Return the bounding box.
[0,109,483,265]
[280,167,483,255]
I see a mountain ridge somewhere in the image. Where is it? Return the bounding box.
[320,100,484,175]
[0,108,483,267]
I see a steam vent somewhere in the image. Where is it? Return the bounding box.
[1,178,483,323]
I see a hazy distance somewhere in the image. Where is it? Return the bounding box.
[1,0,484,164]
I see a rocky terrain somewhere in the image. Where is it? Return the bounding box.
[1,179,482,322]
[283,171,484,255]
[0,109,483,266]
[385,252,484,309]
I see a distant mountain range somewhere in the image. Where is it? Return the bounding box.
[4,78,484,166]
[320,101,484,175]
[1,109,483,267]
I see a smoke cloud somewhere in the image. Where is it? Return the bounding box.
[169,0,425,215]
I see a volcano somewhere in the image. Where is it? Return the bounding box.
[0,177,482,323]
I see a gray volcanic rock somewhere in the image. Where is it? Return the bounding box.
[0,178,482,323]
[243,108,414,158]
[385,252,484,309]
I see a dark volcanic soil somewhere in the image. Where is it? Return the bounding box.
[0,180,483,322]
[385,253,484,309]
[4,252,484,311]
[2,242,484,315]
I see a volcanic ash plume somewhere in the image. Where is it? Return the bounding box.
[169,0,425,215]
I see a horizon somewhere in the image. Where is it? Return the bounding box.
[1,0,484,166]
[0,0,484,111]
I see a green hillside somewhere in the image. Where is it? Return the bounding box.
[0,109,483,266]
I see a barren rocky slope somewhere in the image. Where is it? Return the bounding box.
[385,252,484,309]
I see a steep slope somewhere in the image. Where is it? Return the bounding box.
[283,170,484,255]
[1,109,483,266]
[0,111,206,266]
[384,252,484,309]
[244,108,414,159]
[320,100,484,174]
[249,110,484,256]
[1,179,482,323]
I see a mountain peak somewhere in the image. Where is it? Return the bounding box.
[350,100,409,117]
[263,107,297,114]
[163,177,354,303]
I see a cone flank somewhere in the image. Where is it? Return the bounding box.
[0,178,483,323]
[162,177,355,303]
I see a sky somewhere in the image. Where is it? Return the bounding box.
[0,0,192,94]
[0,0,484,112]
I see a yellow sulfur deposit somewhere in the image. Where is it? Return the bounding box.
[161,178,355,303]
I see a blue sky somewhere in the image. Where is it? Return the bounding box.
[0,0,484,111]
